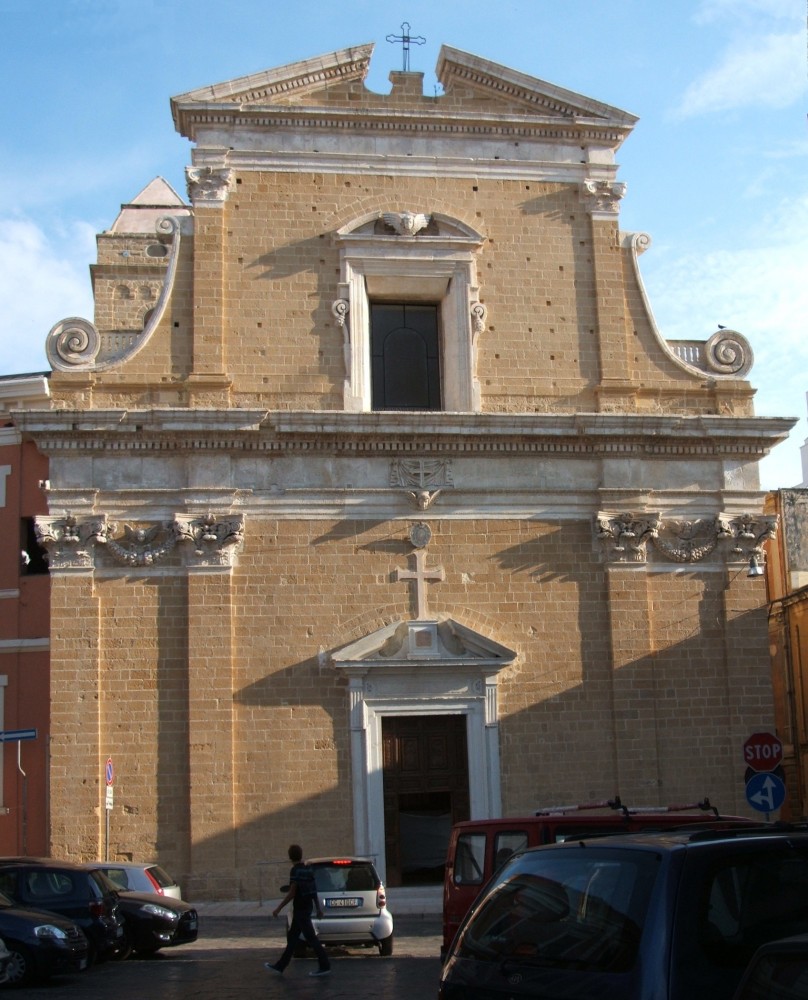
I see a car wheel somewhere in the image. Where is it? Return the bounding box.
[379,934,394,956]
[112,937,133,961]
[4,944,36,986]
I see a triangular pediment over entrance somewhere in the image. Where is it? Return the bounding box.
[332,617,516,674]
[171,43,637,147]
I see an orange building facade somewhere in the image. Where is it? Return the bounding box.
[0,374,50,854]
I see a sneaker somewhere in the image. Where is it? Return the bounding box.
[308,968,331,977]
[264,963,282,974]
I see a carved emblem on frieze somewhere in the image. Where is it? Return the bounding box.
[651,517,721,563]
[391,459,453,510]
[174,512,245,567]
[97,521,178,566]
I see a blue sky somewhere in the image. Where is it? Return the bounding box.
[1,0,805,489]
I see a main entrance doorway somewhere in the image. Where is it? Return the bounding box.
[382,715,469,887]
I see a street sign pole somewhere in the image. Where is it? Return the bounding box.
[104,757,114,861]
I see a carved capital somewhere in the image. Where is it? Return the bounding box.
[718,513,778,560]
[581,179,627,216]
[34,513,106,571]
[185,167,234,205]
[595,511,660,563]
[174,512,245,567]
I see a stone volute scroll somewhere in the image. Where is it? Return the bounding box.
[46,216,183,372]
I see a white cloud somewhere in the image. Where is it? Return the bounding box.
[695,0,802,24]
[0,217,95,375]
[674,31,805,117]
[640,192,808,488]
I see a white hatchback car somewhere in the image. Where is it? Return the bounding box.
[284,857,394,956]
[85,863,183,899]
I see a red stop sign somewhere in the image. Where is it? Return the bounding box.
[743,732,783,772]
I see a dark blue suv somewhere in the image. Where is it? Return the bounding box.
[0,859,125,963]
[439,827,808,1000]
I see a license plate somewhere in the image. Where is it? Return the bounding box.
[325,897,361,908]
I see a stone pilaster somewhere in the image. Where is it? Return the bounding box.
[602,565,660,798]
[186,166,233,403]
[178,514,243,899]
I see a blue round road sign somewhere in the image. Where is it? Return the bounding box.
[745,771,785,813]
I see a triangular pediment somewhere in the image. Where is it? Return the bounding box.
[332,617,516,671]
[171,42,637,145]
[171,43,374,111]
[436,45,638,125]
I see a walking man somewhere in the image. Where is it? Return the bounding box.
[266,844,331,977]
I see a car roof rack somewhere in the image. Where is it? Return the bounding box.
[535,796,721,819]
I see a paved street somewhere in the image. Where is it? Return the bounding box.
[16,915,443,1000]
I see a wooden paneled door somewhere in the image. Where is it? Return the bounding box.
[382,715,469,886]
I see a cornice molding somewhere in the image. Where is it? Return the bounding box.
[15,409,795,462]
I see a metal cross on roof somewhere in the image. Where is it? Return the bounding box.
[386,21,426,72]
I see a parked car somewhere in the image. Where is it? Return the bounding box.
[283,857,393,956]
[87,871,198,956]
[0,937,9,986]
[0,889,88,986]
[731,932,808,999]
[442,798,756,955]
[439,826,808,1000]
[0,859,125,964]
[84,862,182,899]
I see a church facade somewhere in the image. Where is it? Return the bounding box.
[18,44,794,898]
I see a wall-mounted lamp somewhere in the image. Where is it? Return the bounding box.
[747,553,765,578]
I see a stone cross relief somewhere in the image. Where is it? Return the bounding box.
[395,548,445,620]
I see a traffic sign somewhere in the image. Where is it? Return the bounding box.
[105,786,114,811]
[746,772,786,814]
[0,728,37,742]
[105,757,114,786]
[743,732,783,772]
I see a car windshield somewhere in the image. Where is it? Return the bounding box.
[311,862,378,893]
[455,847,659,973]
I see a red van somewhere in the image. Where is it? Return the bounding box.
[441,797,755,956]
